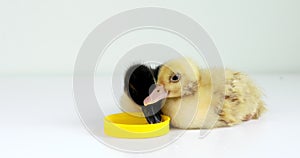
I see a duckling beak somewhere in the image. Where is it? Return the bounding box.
[143,85,168,106]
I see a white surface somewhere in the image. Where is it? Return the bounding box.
[1,0,300,74]
[1,74,300,157]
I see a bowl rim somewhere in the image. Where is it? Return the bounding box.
[104,113,170,126]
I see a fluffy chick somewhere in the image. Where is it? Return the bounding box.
[144,58,266,129]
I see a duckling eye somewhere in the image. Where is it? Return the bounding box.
[170,73,181,83]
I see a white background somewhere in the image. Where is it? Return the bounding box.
[1,0,300,158]
[1,0,300,75]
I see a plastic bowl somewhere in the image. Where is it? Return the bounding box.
[104,113,170,138]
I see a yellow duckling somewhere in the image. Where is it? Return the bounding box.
[143,58,266,129]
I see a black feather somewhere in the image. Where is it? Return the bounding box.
[124,64,163,124]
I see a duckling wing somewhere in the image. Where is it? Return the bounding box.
[217,70,266,127]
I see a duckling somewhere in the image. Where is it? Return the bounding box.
[143,58,266,129]
[121,64,163,124]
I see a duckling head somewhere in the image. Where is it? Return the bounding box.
[144,58,200,106]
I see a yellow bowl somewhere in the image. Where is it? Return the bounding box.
[104,113,170,138]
